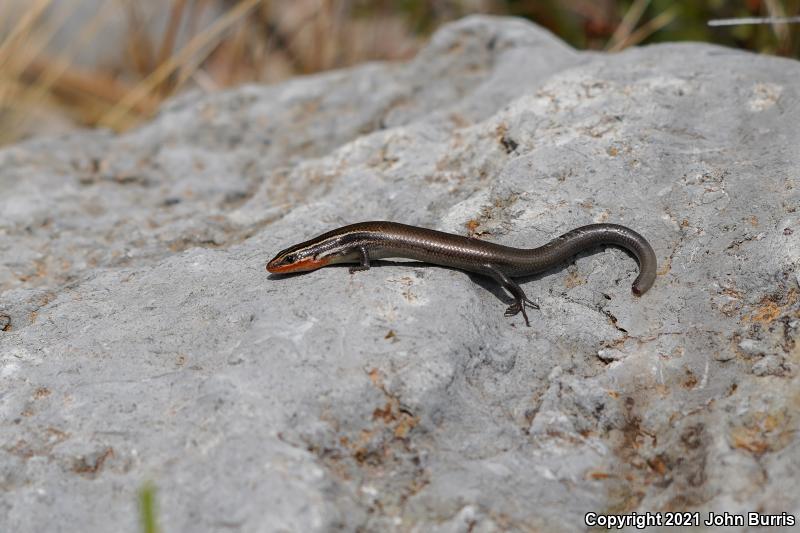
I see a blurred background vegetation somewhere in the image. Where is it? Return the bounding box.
[0,0,798,145]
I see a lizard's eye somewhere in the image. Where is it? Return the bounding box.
[283,254,296,264]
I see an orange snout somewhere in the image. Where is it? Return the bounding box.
[266,256,330,274]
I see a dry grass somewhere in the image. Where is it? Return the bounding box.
[0,0,430,143]
[0,0,796,145]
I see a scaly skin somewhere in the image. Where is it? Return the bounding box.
[267,221,657,326]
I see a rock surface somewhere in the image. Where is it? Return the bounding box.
[2,15,799,532]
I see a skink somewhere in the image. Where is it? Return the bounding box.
[267,221,657,326]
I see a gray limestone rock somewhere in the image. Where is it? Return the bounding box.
[1,15,799,533]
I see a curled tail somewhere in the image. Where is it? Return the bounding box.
[535,223,657,295]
